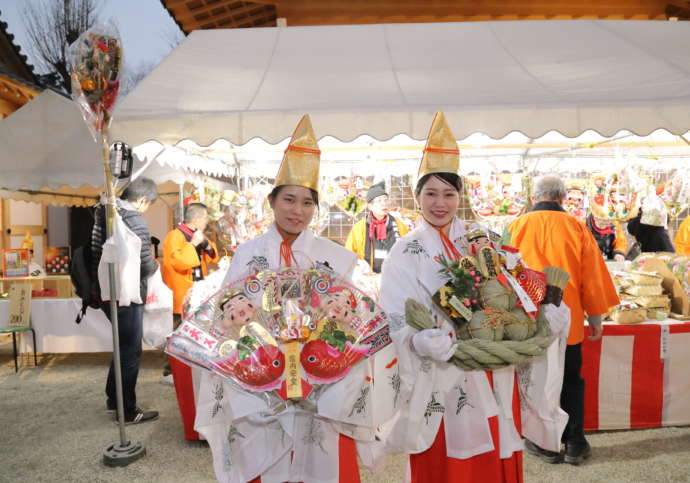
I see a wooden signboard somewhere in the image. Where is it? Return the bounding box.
[8,282,32,327]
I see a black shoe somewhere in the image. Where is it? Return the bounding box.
[114,407,159,425]
[564,442,592,465]
[524,439,563,464]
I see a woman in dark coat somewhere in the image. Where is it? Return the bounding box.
[626,209,675,254]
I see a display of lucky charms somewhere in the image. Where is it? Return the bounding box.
[165,268,391,402]
[428,237,566,343]
[324,176,368,219]
[563,179,588,221]
[69,22,123,141]
[212,186,274,257]
[659,169,690,219]
[588,167,644,221]
[465,173,529,229]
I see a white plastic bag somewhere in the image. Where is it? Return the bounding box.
[145,269,173,312]
[98,211,142,306]
[143,269,173,348]
[143,309,173,348]
[641,187,668,228]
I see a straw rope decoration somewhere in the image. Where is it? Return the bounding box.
[405,265,569,371]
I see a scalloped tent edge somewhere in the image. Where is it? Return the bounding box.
[112,20,690,146]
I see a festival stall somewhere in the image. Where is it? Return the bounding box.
[10,20,689,435]
[0,90,234,354]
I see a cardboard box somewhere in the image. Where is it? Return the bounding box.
[641,259,690,315]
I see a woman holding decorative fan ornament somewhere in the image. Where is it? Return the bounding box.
[379,112,570,483]
[165,115,399,483]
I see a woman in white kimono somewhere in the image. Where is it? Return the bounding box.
[380,112,526,482]
[194,115,398,483]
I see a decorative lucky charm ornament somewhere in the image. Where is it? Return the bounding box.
[409,232,568,370]
[659,169,690,219]
[165,268,391,403]
[563,179,588,221]
[69,22,123,143]
[588,167,645,221]
[465,172,529,230]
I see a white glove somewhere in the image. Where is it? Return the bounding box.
[412,328,456,362]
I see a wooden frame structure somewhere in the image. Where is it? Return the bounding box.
[161,0,686,33]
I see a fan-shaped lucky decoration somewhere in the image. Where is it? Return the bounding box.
[659,169,690,220]
[466,173,529,225]
[588,168,644,222]
[166,268,391,401]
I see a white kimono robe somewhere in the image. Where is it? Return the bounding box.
[379,217,569,461]
[195,223,399,483]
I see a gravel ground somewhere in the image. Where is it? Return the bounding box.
[1,339,688,483]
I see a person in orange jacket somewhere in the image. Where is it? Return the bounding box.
[163,202,220,318]
[509,175,619,466]
[161,202,219,383]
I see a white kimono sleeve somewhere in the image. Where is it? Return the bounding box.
[518,302,571,452]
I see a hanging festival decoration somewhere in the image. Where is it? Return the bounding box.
[659,169,690,219]
[322,176,369,219]
[563,179,588,221]
[167,268,391,401]
[69,23,123,142]
[209,185,274,257]
[588,167,645,221]
[465,173,529,229]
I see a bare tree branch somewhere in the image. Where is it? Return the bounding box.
[22,0,101,93]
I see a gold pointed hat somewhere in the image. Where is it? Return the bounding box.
[418,111,460,178]
[275,115,320,191]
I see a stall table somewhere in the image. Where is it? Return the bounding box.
[0,298,159,354]
[582,319,690,431]
[0,298,114,353]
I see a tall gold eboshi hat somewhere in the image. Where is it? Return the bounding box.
[274,115,320,191]
[418,111,460,178]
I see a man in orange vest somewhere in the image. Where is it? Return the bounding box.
[509,175,619,466]
[161,202,219,382]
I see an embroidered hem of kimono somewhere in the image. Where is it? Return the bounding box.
[409,372,523,483]
[250,435,360,483]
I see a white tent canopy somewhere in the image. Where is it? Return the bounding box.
[113,20,690,146]
[0,91,234,206]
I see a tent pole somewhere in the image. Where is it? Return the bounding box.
[102,140,146,467]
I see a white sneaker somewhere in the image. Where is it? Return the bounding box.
[160,374,174,386]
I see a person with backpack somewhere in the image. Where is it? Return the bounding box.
[91,177,160,424]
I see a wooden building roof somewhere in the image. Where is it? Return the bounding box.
[0,13,41,118]
[161,0,685,33]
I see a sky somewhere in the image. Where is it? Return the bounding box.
[0,0,183,75]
